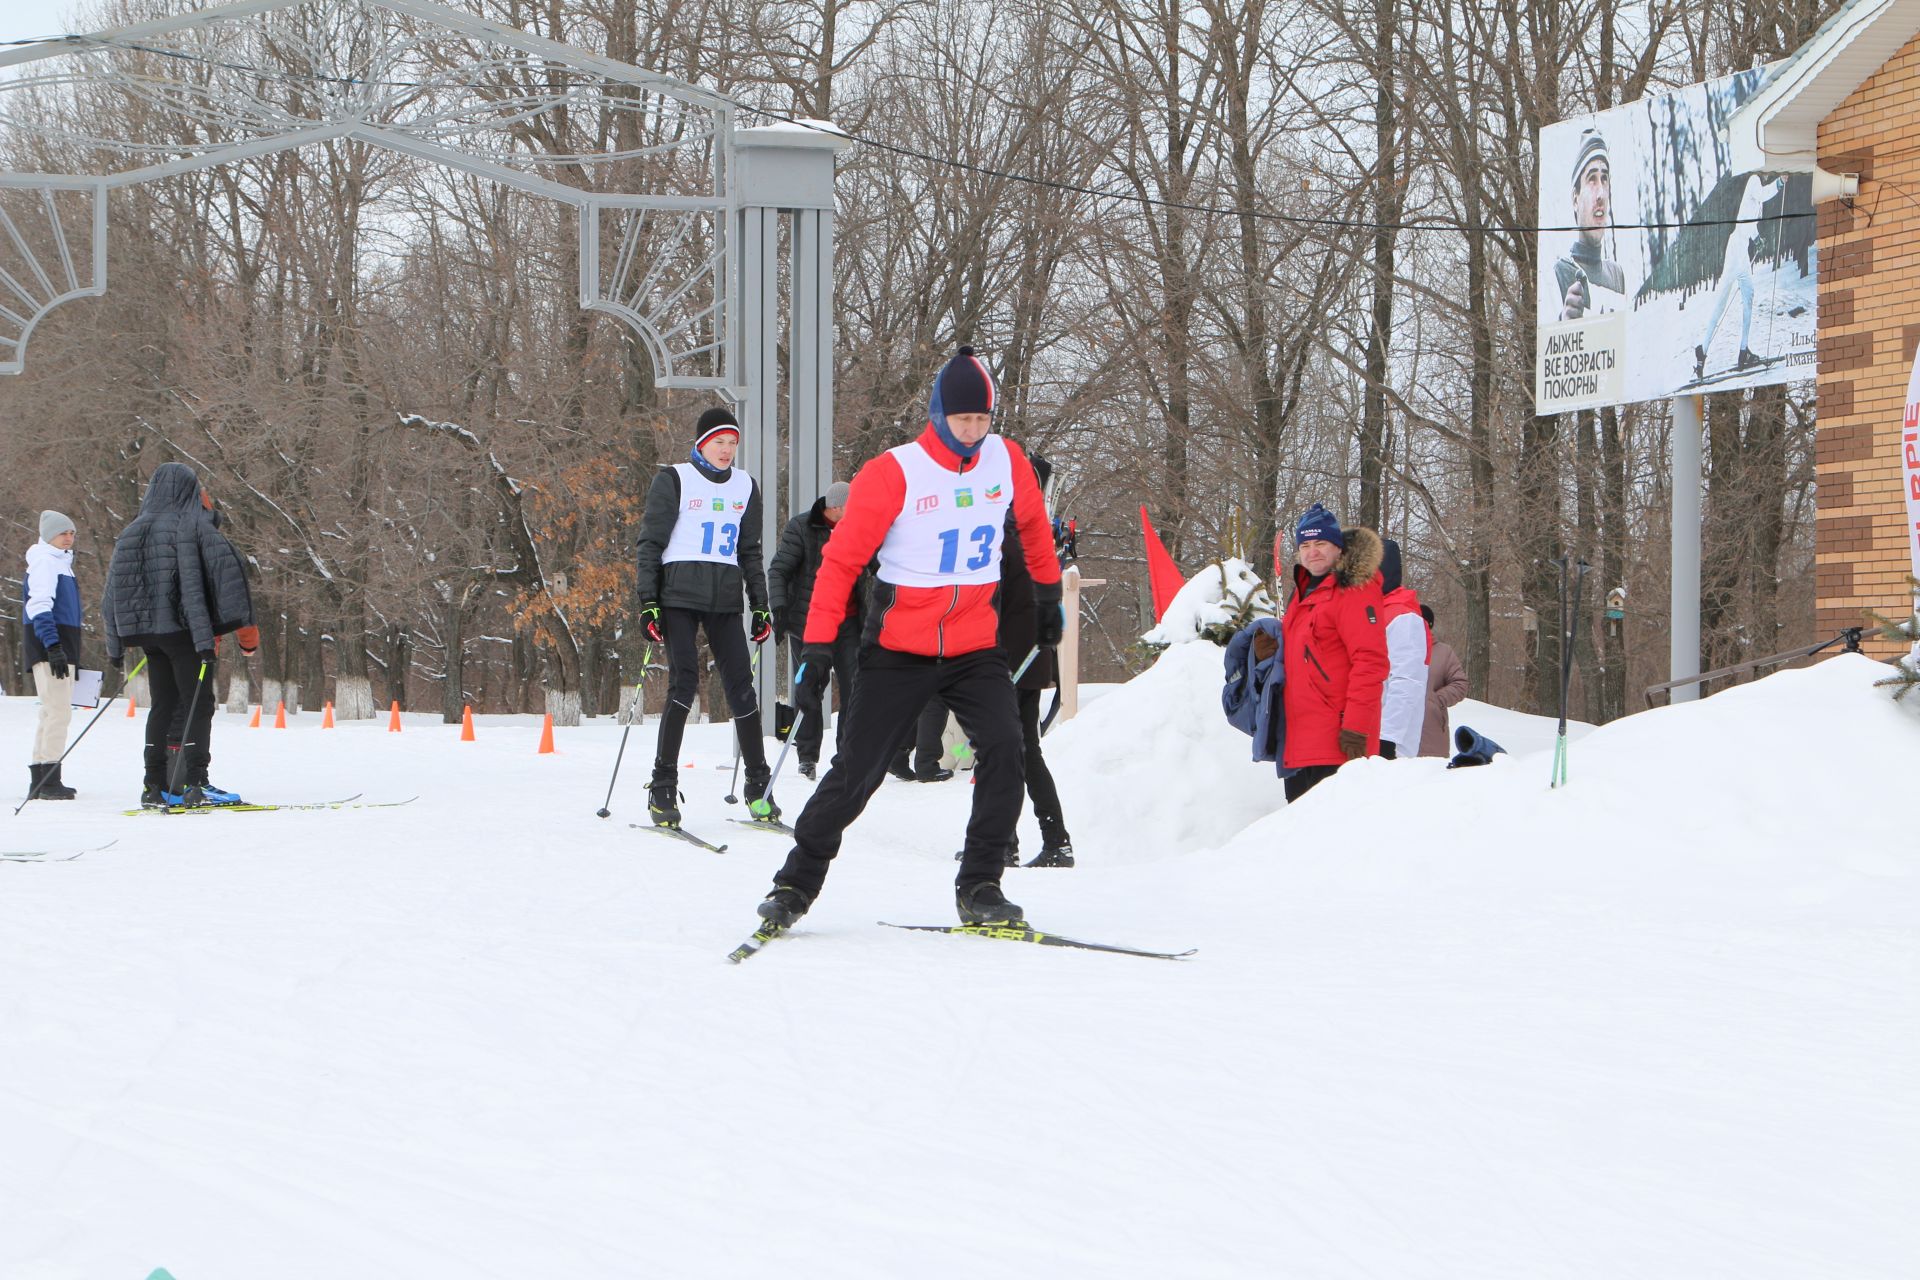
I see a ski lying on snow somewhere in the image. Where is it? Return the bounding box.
[726,920,788,963]
[879,921,1196,961]
[122,795,420,816]
[1,839,118,862]
[727,816,796,837]
[629,823,728,854]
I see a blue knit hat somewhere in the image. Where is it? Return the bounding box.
[929,346,996,458]
[1293,503,1345,550]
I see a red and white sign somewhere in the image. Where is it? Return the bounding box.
[1905,340,1920,581]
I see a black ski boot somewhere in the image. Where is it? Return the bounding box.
[49,762,77,799]
[956,880,1025,925]
[140,777,169,809]
[1693,344,1706,379]
[1026,842,1075,868]
[798,759,817,781]
[1737,346,1761,370]
[743,768,781,822]
[647,772,682,828]
[756,885,811,928]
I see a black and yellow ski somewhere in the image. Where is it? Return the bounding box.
[879,921,1195,961]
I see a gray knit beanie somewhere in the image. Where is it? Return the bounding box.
[39,510,75,542]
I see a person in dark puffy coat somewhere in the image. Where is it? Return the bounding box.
[994,453,1073,866]
[102,461,257,808]
[1273,503,1389,803]
[768,480,859,778]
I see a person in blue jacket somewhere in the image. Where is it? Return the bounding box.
[22,510,84,799]
[1222,617,1287,773]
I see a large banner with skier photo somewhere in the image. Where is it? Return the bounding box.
[1535,68,1818,414]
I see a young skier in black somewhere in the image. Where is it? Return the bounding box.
[635,407,776,825]
[753,347,1062,930]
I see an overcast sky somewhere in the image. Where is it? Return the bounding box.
[1,1,98,46]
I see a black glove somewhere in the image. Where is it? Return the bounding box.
[772,606,790,637]
[1034,583,1065,648]
[795,643,833,703]
[195,650,217,677]
[45,644,70,680]
[750,609,775,645]
[640,602,664,644]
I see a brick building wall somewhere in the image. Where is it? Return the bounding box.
[1816,29,1920,654]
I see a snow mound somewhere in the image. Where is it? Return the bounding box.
[1139,559,1272,646]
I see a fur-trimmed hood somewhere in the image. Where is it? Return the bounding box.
[1333,526,1383,589]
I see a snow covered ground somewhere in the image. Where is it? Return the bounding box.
[3,649,1914,1279]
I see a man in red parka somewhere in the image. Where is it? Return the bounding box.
[755,346,1062,929]
[1274,503,1390,802]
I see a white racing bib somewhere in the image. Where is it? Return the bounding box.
[663,463,754,565]
[876,435,1016,587]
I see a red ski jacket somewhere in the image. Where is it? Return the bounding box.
[1279,526,1390,769]
[803,427,1059,657]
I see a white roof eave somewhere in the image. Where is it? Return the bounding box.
[1727,0,1920,172]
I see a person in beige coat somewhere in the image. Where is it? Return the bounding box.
[1419,605,1470,759]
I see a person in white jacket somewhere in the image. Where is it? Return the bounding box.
[22,510,83,799]
[1377,538,1428,760]
[1693,173,1788,380]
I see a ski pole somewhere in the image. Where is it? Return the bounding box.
[751,663,808,819]
[164,658,212,805]
[596,642,652,818]
[16,655,149,814]
[1011,645,1042,683]
[726,643,761,806]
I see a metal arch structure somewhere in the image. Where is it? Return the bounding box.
[0,0,848,725]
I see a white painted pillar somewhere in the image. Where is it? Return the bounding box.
[1670,394,1703,703]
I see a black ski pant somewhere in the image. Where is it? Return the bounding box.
[787,631,858,765]
[141,633,217,788]
[776,646,1023,901]
[1283,764,1339,803]
[1016,686,1070,847]
[893,695,948,774]
[652,608,767,780]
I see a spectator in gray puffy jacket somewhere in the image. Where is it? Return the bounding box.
[102,462,256,808]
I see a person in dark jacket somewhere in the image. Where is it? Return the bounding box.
[635,406,775,826]
[1273,503,1389,803]
[768,480,858,779]
[102,462,258,807]
[22,510,83,799]
[995,453,1073,866]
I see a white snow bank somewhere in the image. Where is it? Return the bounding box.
[0,654,1912,1280]
[1139,558,1272,646]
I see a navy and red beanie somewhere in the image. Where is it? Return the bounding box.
[929,346,996,457]
[694,405,740,450]
[1293,503,1345,550]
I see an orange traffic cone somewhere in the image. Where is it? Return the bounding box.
[127,694,137,718]
[537,713,555,755]
[460,705,476,742]
[249,705,261,728]
[274,700,287,729]
[322,701,335,728]
[387,700,402,732]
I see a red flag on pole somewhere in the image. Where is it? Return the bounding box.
[1140,506,1185,622]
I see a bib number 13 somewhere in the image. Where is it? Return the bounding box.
[937,524,997,574]
[700,521,739,557]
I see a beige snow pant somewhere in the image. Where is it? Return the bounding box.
[31,661,75,764]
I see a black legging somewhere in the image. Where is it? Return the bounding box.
[1016,686,1070,845]
[142,634,217,787]
[652,608,767,778]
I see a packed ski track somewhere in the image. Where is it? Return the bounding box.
[3,648,1914,1278]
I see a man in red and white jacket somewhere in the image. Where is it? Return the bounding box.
[757,346,1062,929]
